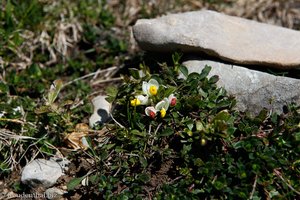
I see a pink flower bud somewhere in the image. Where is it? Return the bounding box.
[149,110,156,119]
[168,94,177,107]
[170,98,176,106]
[145,106,157,119]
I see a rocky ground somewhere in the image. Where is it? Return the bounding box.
[1,0,300,199]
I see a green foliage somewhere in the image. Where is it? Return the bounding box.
[0,0,127,69]
[2,0,44,30]
[64,56,300,199]
[67,176,86,191]
[1,0,300,199]
[0,0,127,182]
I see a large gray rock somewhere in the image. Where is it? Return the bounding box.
[182,59,300,115]
[133,10,300,69]
[21,159,66,188]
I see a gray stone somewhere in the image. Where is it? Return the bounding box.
[50,157,70,171]
[181,59,300,115]
[45,187,66,200]
[89,95,112,128]
[21,159,65,188]
[133,10,300,69]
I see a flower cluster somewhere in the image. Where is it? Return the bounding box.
[130,79,177,119]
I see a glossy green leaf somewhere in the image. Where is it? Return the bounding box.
[67,177,85,191]
[213,110,231,122]
[47,79,63,105]
[128,68,140,79]
[158,127,174,137]
[199,65,212,80]
[179,65,189,78]
[208,75,219,84]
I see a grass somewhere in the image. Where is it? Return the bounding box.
[0,0,300,199]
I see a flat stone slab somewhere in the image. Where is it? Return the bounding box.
[133,10,300,69]
[182,59,300,115]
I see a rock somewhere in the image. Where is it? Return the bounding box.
[21,159,65,188]
[50,157,70,171]
[89,95,111,128]
[181,58,300,115]
[133,10,300,69]
[45,187,67,200]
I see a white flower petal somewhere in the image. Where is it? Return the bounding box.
[155,98,169,111]
[168,94,175,101]
[149,79,159,88]
[136,95,149,105]
[145,106,157,118]
[142,81,148,95]
[142,79,160,96]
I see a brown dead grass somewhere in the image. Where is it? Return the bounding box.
[108,0,300,29]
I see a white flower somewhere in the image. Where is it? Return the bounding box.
[12,106,24,115]
[155,98,169,118]
[145,106,157,119]
[0,111,6,118]
[131,95,149,106]
[142,79,159,96]
[136,95,149,105]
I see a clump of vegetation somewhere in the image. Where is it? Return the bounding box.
[1,0,300,199]
[0,0,126,175]
[66,54,300,199]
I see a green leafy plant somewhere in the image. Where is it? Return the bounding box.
[66,54,300,199]
[1,0,300,199]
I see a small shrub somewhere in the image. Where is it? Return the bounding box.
[68,55,300,199]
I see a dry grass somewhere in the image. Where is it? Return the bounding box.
[5,0,300,77]
[224,0,300,29]
[107,0,300,30]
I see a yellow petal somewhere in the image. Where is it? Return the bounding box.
[131,98,141,106]
[149,85,158,96]
[160,108,166,118]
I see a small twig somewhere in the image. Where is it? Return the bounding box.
[0,129,37,141]
[17,134,48,165]
[113,167,121,177]
[125,153,139,157]
[249,174,258,199]
[91,77,122,85]
[110,113,124,128]
[63,66,118,87]
[148,125,152,135]
[274,169,300,195]
[0,118,25,124]
[154,123,162,136]
[211,175,218,184]
[168,176,183,184]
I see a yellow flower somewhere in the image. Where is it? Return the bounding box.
[130,95,149,106]
[131,98,141,106]
[160,108,166,118]
[142,79,159,96]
